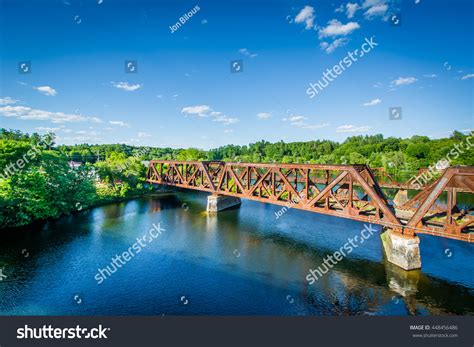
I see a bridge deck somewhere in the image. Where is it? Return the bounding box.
[146,161,474,242]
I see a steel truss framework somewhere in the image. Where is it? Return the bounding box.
[146,161,474,242]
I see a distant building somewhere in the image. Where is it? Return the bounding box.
[68,161,82,169]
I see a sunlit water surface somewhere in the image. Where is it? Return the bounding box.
[0,191,473,315]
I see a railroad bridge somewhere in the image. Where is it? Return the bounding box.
[146,161,474,271]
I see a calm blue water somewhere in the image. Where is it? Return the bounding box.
[0,191,473,315]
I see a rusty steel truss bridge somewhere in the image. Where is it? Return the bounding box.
[146,161,474,243]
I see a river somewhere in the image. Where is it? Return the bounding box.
[0,191,473,315]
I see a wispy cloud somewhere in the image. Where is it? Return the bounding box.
[336,124,372,133]
[301,123,330,130]
[239,48,258,58]
[212,114,239,125]
[361,0,390,20]
[319,19,360,38]
[109,120,129,127]
[283,115,306,122]
[283,115,329,130]
[181,105,239,125]
[362,98,382,106]
[0,97,19,105]
[423,74,438,78]
[320,38,349,54]
[293,6,359,54]
[76,130,101,136]
[337,3,361,18]
[346,3,361,18]
[36,126,62,132]
[257,112,272,120]
[181,105,212,117]
[111,82,142,91]
[34,86,57,96]
[461,73,474,80]
[0,105,102,124]
[364,4,388,19]
[391,76,418,87]
[294,5,316,30]
[137,132,151,138]
[317,19,359,53]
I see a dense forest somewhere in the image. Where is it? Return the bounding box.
[0,128,472,229]
[56,130,473,172]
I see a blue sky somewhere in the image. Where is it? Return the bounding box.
[0,0,473,148]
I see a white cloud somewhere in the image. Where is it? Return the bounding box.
[0,105,102,124]
[0,97,19,105]
[89,117,103,123]
[391,76,418,86]
[109,120,129,127]
[423,74,438,78]
[257,112,272,120]
[294,5,316,30]
[336,124,372,133]
[362,0,386,8]
[301,123,330,130]
[239,48,258,58]
[223,129,234,134]
[284,115,306,122]
[461,73,474,80]
[283,115,329,130]
[181,105,212,117]
[362,98,382,106]
[36,126,61,132]
[181,105,239,125]
[137,132,151,138]
[346,3,361,18]
[34,86,57,96]
[320,38,349,53]
[319,19,360,38]
[212,114,239,125]
[111,82,142,91]
[364,4,388,18]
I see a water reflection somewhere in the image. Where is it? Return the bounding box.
[0,191,473,316]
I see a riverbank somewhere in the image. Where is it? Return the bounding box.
[0,189,175,234]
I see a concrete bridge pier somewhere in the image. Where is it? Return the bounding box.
[207,194,241,213]
[381,228,421,271]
